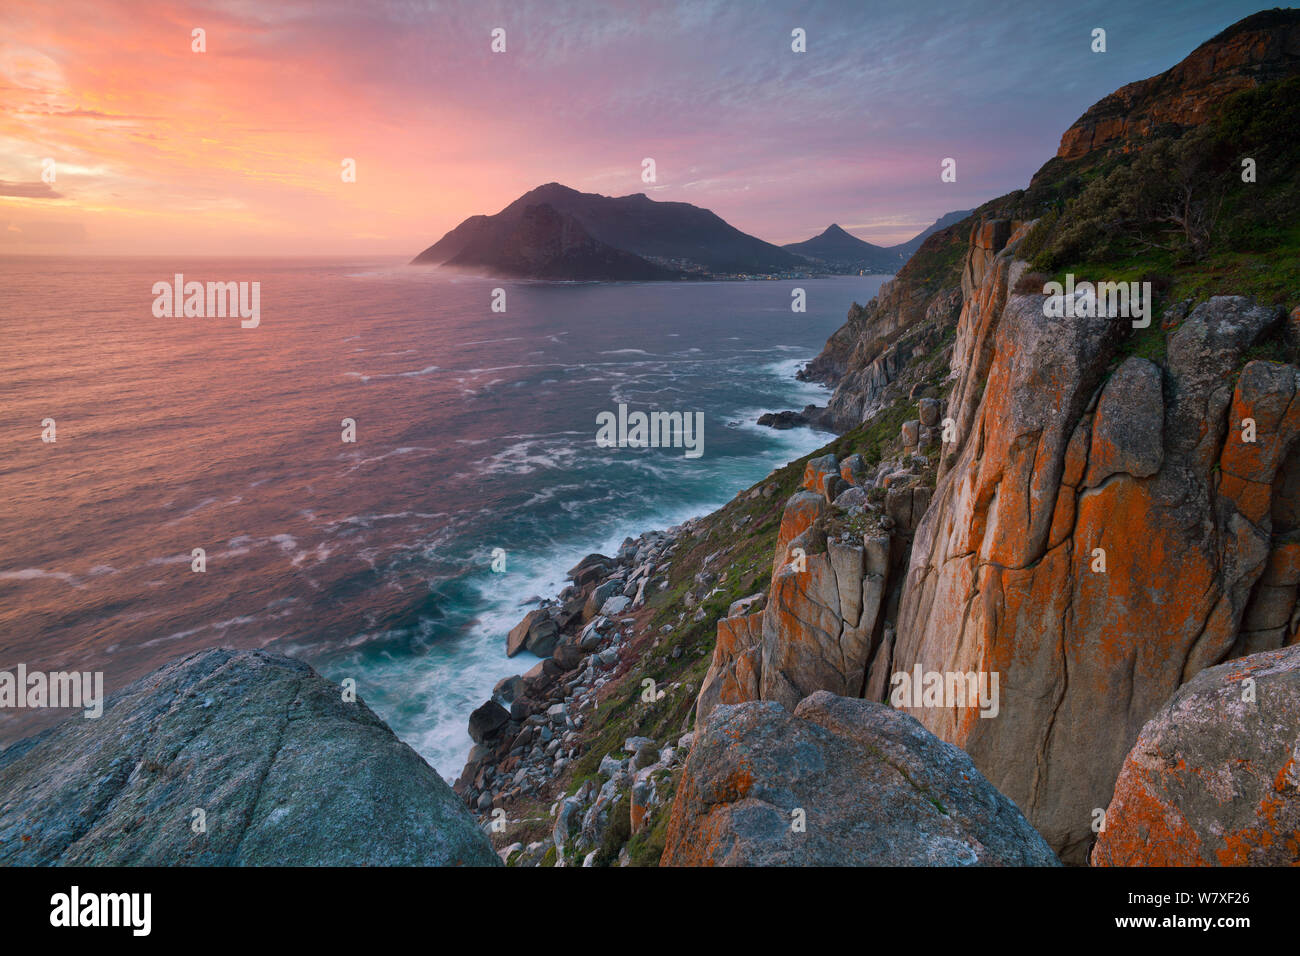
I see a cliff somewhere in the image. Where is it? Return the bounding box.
[787,215,970,431]
[1053,8,1300,163]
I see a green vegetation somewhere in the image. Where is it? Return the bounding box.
[1118,321,1168,363]
[592,791,633,866]
[1021,76,1300,309]
[856,395,916,467]
[901,222,970,293]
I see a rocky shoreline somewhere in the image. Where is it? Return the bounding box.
[452,397,950,865]
[453,520,697,864]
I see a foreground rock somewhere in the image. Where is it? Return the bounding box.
[663,692,1059,866]
[1093,645,1300,866]
[0,649,498,866]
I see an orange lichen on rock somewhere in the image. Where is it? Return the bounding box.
[1094,644,1300,866]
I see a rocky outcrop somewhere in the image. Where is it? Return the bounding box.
[761,529,891,710]
[894,211,1299,862]
[1053,9,1300,163]
[695,446,940,726]
[798,282,962,432]
[0,649,498,866]
[663,692,1060,866]
[695,610,763,726]
[1093,644,1300,866]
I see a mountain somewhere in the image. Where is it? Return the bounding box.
[782,211,973,273]
[413,183,805,278]
[781,223,899,273]
[1053,6,1300,164]
[887,208,973,259]
[442,202,681,280]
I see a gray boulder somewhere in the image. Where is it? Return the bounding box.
[0,649,499,866]
[506,608,561,658]
[1093,644,1300,866]
[832,485,868,511]
[663,692,1059,866]
[918,397,941,427]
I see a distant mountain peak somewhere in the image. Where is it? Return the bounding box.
[782,211,975,275]
[519,182,581,201]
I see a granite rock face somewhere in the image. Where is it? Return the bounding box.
[0,649,499,866]
[663,692,1059,866]
[697,481,895,726]
[695,611,763,729]
[895,232,1298,864]
[1093,645,1300,866]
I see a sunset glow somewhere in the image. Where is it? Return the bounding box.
[0,0,1273,254]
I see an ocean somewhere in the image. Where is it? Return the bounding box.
[0,256,887,775]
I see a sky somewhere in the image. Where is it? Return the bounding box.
[0,0,1281,256]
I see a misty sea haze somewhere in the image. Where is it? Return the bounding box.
[0,256,888,774]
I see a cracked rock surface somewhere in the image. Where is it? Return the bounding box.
[663,691,1060,866]
[0,648,498,866]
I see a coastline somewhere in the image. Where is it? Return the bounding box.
[448,362,839,860]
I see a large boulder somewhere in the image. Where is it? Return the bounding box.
[567,553,613,587]
[507,609,559,657]
[0,649,499,866]
[1093,645,1300,866]
[662,692,1059,866]
[468,699,510,744]
[582,580,622,622]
